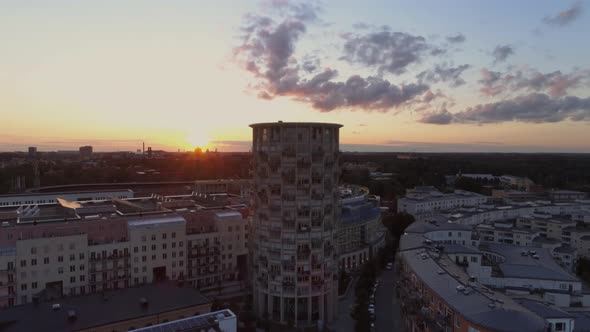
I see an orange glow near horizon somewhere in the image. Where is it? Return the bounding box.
[185,131,211,151]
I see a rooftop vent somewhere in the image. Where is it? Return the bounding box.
[52,303,61,311]
[67,310,77,322]
[488,302,496,309]
[456,285,465,292]
[140,297,148,307]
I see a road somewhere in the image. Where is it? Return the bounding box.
[331,263,403,332]
[375,264,403,332]
[332,277,357,332]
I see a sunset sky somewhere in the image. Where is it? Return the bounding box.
[1,0,589,152]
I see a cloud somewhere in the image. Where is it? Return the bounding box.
[492,44,514,64]
[478,67,590,97]
[288,70,429,111]
[234,1,429,112]
[425,93,590,125]
[446,33,466,44]
[417,63,471,87]
[543,2,583,26]
[340,30,433,75]
[419,109,454,124]
[352,22,370,30]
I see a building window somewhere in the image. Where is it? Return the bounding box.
[20,260,26,267]
[31,247,37,254]
[21,284,27,291]
[172,232,176,238]
[70,276,76,283]
[58,256,64,262]
[455,316,461,328]
[58,267,64,274]
[555,322,565,331]
[163,233,167,239]
[32,282,37,289]
[31,259,37,266]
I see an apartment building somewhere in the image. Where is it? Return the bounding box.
[338,186,386,271]
[398,221,590,332]
[397,186,487,215]
[250,122,341,327]
[0,190,133,207]
[0,193,249,309]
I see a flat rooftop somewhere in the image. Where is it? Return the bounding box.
[133,309,236,332]
[0,283,211,332]
[480,243,578,282]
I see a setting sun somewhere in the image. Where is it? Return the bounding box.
[186,131,210,150]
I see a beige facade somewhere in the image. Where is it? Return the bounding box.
[0,212,249,309]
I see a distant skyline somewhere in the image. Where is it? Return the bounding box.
[2,1,589,153]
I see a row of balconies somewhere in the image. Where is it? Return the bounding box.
[89,263,130,273]
[90,252,131,262]
[89,273,130,285]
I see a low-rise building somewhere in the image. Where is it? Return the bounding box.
[397,187,487,215]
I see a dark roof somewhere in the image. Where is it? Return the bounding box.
[133,309,236,332]
[404,221,472,234]
[516,299,572,319]
[0,284,211,332]
[572,311,590,331]
[555,245,577,254]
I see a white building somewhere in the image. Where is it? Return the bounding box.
[397,187,487,215]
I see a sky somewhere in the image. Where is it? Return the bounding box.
[1,0,589,153]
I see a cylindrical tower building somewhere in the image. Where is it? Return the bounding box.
[250,122,341,327]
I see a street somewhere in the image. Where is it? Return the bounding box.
[332,277,357,332]
[331,264,403,332]
[375,264,403,332]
